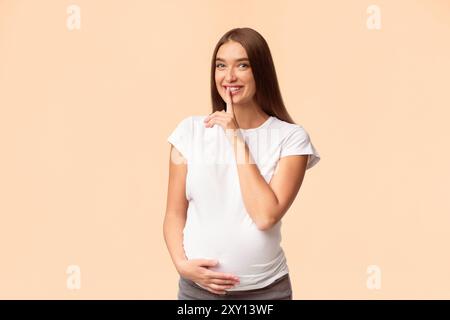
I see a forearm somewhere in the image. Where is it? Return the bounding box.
[163,212,188,272]
[226,130,279,230]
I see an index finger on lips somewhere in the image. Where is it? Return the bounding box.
[226,87,233,114]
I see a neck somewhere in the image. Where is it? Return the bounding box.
[232,100,269,130]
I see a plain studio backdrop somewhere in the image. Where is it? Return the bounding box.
[0,0,449,299]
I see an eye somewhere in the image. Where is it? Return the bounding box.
[215,63,249,69]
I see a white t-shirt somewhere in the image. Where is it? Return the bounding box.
[167,114,320,290]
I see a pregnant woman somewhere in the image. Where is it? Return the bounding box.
[164,27,320,300]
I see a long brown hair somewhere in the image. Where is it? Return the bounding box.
[210,27,296,124]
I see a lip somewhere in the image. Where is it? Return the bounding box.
[223,86,243,96]
[223,85,244,94]
[223,85,244,89]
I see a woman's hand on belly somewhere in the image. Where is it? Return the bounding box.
[176,259,241,295]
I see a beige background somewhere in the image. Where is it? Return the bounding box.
[1,0,449,299]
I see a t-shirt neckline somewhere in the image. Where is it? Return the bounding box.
[239,116,274,132]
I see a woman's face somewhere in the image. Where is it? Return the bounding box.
[215,41,256,106]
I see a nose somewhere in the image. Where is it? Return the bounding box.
[225,67,236,82]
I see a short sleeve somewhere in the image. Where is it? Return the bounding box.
[167,116,193,161]
[280,126,321,170]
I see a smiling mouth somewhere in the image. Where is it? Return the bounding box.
[224,86,243,95]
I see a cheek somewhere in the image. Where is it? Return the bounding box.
[242,75,255,88]
[215,81,223,91]
[215,70,224,79]
[245,83,255,93]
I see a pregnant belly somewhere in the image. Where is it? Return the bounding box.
[183,223,282,276]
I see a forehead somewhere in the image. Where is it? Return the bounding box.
[216,41,248,60]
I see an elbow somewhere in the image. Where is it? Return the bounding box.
[256,217,276,231]
[254,206,281,231]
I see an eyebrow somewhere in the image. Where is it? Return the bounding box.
[215,57,249,62]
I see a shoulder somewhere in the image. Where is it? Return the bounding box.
[175,115,209,126]
[171,115,201,131]
[269,117,310,140]
[271,117,320,169]
[170,115,212,139]
[175,115,194,126]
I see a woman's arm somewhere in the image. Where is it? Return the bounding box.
[163,145,189,271]
[204,88,309,231]
[227,131,308,231]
